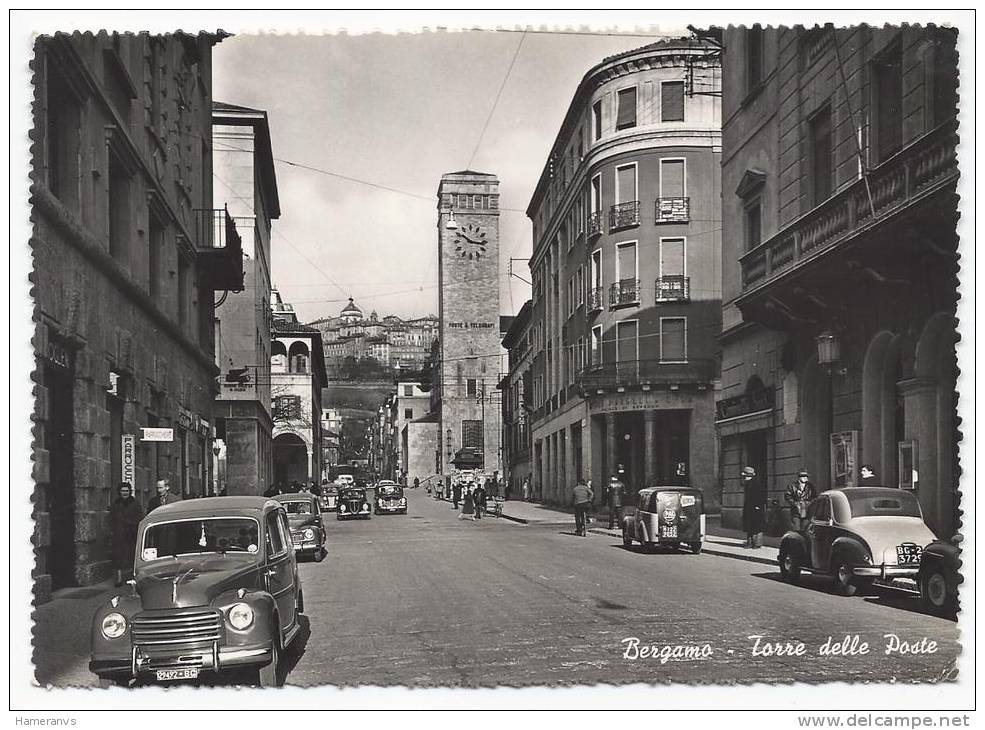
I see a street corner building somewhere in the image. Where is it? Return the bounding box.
[716,26,960,539]
[523,38,724,507]
[30,31,238,601]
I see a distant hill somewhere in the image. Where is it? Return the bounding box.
[322,382,396,413]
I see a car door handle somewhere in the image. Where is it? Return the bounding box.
[266,569,277,577]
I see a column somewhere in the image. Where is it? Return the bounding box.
[644,410,657,489]
[566,422,577,505]
[605,412,617,481]
[545,434,553,503]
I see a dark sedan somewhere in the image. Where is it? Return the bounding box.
[274,493,326,562]
[337,487,371,520]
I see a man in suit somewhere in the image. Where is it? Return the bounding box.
[148,478,176,513]
[606,469,626,529]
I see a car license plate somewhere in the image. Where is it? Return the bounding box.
[896,544,921,565]
[661,526,678,538]
[156,668,199,681]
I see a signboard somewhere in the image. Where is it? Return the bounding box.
[141,427,174,442]
[121,435,136,486]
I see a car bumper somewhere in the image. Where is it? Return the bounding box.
[853,564,921,579]
[292,541,321,554]
[90,640,275,680]
[376,505,406,513]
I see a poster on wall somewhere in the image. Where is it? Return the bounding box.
[829,430,858,488]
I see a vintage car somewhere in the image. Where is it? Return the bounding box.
[89,497,303,687]
[335,474,355,487]
[621,486,705,554]
[778,487,937,596]
[917,537,961,617]
[274,493,326,561]
[374,484,407,515]
[336,486,371,520]
[318,483,339,512]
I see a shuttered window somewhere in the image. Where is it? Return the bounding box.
[616,87,637,130]
[462,420,483,449]
[661,81,685,122]
[660,159,685,198]
[592,100,603,140]
[616,164,636,204]
[660,318,687,361]
[660,239,686,277]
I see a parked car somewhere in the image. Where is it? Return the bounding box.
[274,493,326,562]
[318,483,339,512]
[337,487,371,520]
[621,486,705,554]
[89,497,303,687]
[918,537,961,617]
[778,487,936,596]
[374,484,407,515]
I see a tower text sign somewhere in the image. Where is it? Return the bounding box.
[447,321,495,329]
[121,435,135,486]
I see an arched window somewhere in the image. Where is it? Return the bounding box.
[271,340,288,373]
[288,341,310,374]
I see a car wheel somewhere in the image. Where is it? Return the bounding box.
[778,546,801,584]
[297,589,305,614]
[832,559,858,596]
[622,528,632,547]
[921,564,957,617]
[689,542,703,555]
[257,631,281,687]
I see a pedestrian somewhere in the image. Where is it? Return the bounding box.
[452,481,462,510]
[148,478,177,513]
[859,464,878,485]
[459,485,475,520]
[413,476,420,490]
[473,481,487,520]
[585,479,595,525]
[522,477,530,502]
[571,478,594,536]
[741,466,767,548]
[310,480,323,496]
[263,482,280,498]
[110,482,144,586]
[784,469,816,532]
[606,470,626,529]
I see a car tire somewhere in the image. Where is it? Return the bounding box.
[258,632,281,688]
[689,542,702,555]
[778,545,801,584]
[832,558,858,596]
[921,564,957,617]
[622,528,632,547]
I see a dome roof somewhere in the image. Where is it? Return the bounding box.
[341,298,362,316]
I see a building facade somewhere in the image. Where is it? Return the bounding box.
[717,26,959,538]
[31,31,234,599]
[435,171,503,477]
[271,292,327,487]
[499,301,534,497]
[212,101,280,496]
[526,39,723,507]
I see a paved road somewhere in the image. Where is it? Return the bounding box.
[33,489,959,687]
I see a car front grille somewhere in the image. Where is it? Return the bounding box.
[132,609,222,648]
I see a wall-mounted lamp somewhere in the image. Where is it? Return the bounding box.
[816,331,847,375]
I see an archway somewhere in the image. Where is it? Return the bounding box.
[288,341,309,374]
[273,432,309,487]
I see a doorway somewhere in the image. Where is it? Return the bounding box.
[44,364,76,589]
[742,430,768,488]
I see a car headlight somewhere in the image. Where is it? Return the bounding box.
[303,528,314,540]
[362,503,369,510]
[400,497,407,504]
[101,612,127,639]
[378,499,384,507]
[228,602,255,631]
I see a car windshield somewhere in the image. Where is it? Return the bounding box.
[142,517,259,559]
[378,486,402,497]
[846,490,922,518]
[341,489,365,500]
[281,500,313,515]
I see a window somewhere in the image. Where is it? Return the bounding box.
[265,512,285,556]
[576,266,584,306]
[273,395,302,420]
[660,238,686,277]
[462,420,483,449]
[590,249,602,303]
[466,379,477,398]
[746,25,765,91]
[591,325,602,367]
[404,408,414,420]
[615,163,637,204]
[177,255,190,330]
[660,159,686,198]
[661,81,685,122]
[616,320,638,363]
[592,100,603,140]
[660,318,687,361]
[873,43,903,163]
[108,151,131,261]
[148,213,164,299]
[403,385,413,396]
[591,174,602,213]
[577,128,584,158]
[809,105,834,206]
[616,241,637,285]
[926,29,958,127]
[567,278,574,317]
[43,57,81,208]
[616,86,638,130]
[745,201,762,252]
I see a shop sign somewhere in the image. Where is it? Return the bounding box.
[177,408,193,430]
[447,321,495,330]
[44,339,72,370]
[141,427,174,442]
[121,435,136,485]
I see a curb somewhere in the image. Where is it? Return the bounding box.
[585,527,780,566]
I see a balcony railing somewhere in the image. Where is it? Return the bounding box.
[655,197,690,223]
[655,275,690,302]
[194,206,244,292]
[739,120,958,291]
[609,279,640,308]
[587,211,603,238]
[609,201,641,230]
[576,358,717,391]
[587,286,604,312]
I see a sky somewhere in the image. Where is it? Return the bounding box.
[211,27,689,323]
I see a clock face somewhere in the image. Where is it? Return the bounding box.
[453,223,488,259]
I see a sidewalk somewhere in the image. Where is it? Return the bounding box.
[498,499,781,566]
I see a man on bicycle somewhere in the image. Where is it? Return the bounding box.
[571,478,594,537]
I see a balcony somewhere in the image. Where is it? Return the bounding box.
[609,201,640,230]
[194,207,244,292]
[587,286,604,313]
[655,197,690,223]
[739,121,958,293]
[576,358,717,393]
[587,211,603,238]
[609,279,640,308]
[655,275,690,303]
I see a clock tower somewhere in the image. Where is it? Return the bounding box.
[436,171,501,477]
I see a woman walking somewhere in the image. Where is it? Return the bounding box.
[741,466,766,548]
[459,484,476,521]
[110,482,144,586]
